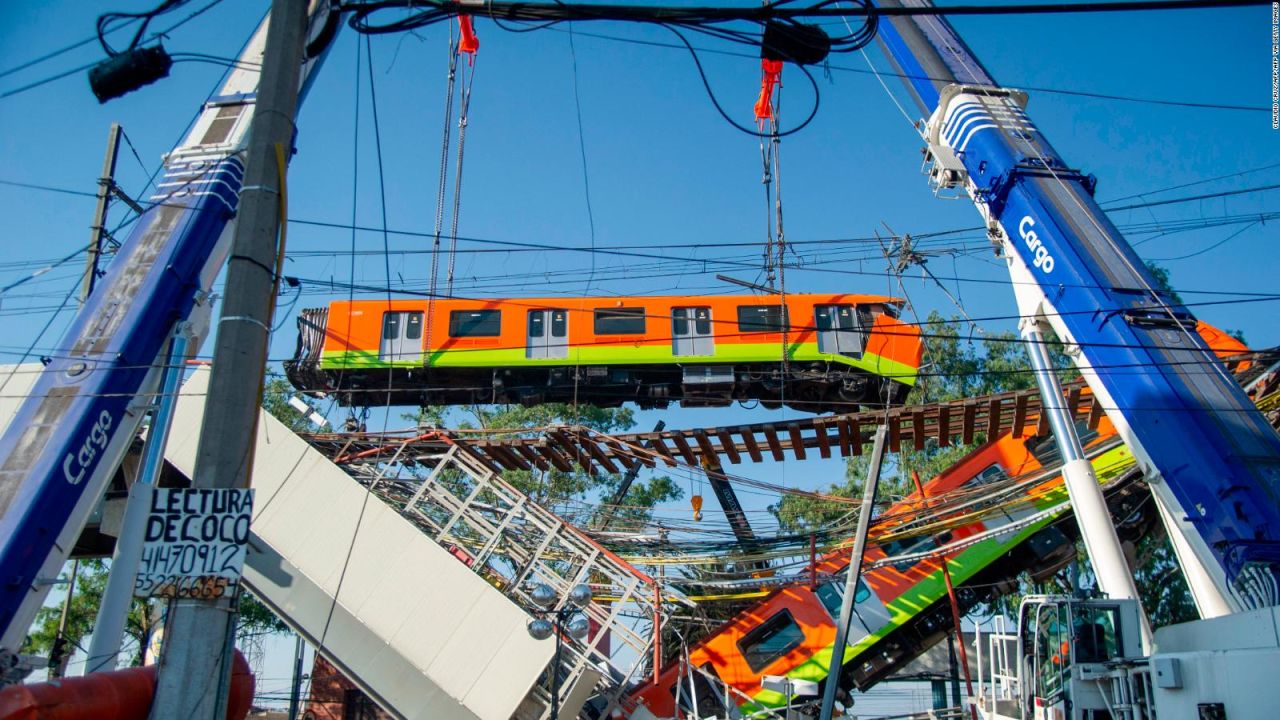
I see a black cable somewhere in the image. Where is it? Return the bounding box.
[1105,183,1280,212]
[97,0,193,57]
[567,23,599,291]
[169,52,263,70]
[339,0,1268,28]
[0,60,103,100]
[1,0,228,102]
[0,179,99,199]
[364,37,394,306]
[663,24,824,138]
[1101,162,1280,204]
[0,0,221,79]
[540,25,1270,113]
[0,37,100,81]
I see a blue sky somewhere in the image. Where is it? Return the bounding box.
[1,0,1277,703]
[2,0,1273,483]
[1,0,1276,359]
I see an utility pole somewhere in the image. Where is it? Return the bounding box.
[47,559,78,679]
[52,122,123,679]
[149,0,309,717]
[83,123,122,304]
[818,425,888,720]
[287,633,305,720]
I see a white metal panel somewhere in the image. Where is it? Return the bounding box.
[469,623,560,715]
[168,368,554,720]
[427,586,533,700]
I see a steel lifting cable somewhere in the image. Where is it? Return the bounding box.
[445,45,477,295]
[758,126,776,287]
[425,28,460,365]
[771,109,789,384]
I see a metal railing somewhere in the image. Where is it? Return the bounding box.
[342,433,667,720]
[973,617,1020,720]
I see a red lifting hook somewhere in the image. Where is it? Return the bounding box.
[753,59,783,121]
[458,15,479,55]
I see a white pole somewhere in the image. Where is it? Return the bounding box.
[1020,320,1152,651]
[85,331,188,672]
[819,425,889,720]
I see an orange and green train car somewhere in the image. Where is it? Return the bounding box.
[626,325,1251,718]
[628,418,1143,719]
[285,293,924,411]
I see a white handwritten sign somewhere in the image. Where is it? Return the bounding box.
[135,488,254,600]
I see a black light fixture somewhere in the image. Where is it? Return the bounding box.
[761,20,831,66]
[88,45,173,103]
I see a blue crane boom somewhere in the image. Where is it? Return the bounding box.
[871,0,1280,611]
[0,6,336,668]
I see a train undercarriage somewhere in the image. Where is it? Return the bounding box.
[285,361,913,413]
[837,470,1155,693]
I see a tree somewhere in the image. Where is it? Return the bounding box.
[262,371,307,428]
[22,559,290,676]
[23,560,115,677]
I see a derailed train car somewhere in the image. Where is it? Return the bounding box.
[285,293,923,412]
[626,324,1251,718]
[628,418,1140,718]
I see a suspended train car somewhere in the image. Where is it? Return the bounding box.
[286,293,923,411]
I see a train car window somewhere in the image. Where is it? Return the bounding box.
[405,312,423,340]
[737,609,805,673]
[449,309,502,337]
[594,307,646,335]
[694,308,712,335]
[815,579,871,621]
[881,535,936,572]
[383,312,401,339]
[963,464,1010,490]
[1025,421,1100,467]
[670,664,729,717]
[551,310,567,338]
[737,305,789,333]
[672,307,689,335]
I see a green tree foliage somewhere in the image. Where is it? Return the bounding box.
[262,372,306,427]
[22,560,121,676]
[22,560,290,675]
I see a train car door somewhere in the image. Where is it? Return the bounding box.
[527,309,568,359]
[814,305,865,356]
[816,578,893,646]
[379,310,423,362]
[673,306,714,356]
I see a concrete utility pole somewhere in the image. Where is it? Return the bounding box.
[818,424,888,720]
[82,123,122,304]
[149,0,309,716]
